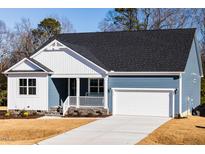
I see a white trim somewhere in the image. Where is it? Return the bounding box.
[112,88,175,118]
[46,40,67,50]
[108,71,183,76]
[5,72,50,75]
[76,78,80,108]
[51,74,103,78]
[104,76,108,109]
[112,88,176,91]
[18,78,37,96]
[172,92,175,118]
[31,39,108,74]
[88,78,104,94]
[4,58,26,73]
[26,58,51,73]
[179,73,183,115]
[31,40,66,58]
[3,58,52,74]
[46,75,49,111]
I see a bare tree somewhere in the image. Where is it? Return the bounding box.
[0,20,6,45]
[148,9,195,29]
[99,9,197,31]
[9,18,34,64]
[0,20,12,72]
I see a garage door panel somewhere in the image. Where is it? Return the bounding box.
[113,90,172,117]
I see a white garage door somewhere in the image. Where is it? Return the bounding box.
[112,89,174,117]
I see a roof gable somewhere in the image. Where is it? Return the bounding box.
[12,60,42,71]
[31,47,107,76]
[31,39,108,75]
[4,58,53,74]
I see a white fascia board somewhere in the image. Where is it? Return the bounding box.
[3,57,27,74]
[31,39,108,74]
[5,72,50,74]
[112,88,176,92]
[3,58,52,74]
[25,58,51,73]
[108,71,183,76]
[51,74,102,78]
[30,40,62,58]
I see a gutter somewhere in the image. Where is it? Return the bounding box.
[107,71,183,76]
[3,72,53,75]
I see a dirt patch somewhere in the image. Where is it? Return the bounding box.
[137,116,205,145]
[0,119,95,144]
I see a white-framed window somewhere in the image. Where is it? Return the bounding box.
[89,78,104,94]
[19,79,27,95]
[19,78,36,95]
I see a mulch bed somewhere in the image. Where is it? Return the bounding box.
[0,110,43,119]
[0,115,43,119]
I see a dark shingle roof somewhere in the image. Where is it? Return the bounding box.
[36,28,196,72]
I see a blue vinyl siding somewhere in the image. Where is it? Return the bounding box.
[181,40,201,113]
[48,78,69,107]
[48,76,60,107]
[108,76,180,115]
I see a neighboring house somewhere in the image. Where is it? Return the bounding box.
[3,28,203,117]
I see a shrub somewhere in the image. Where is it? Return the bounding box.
[23,111,29,117]
[0,90,7,106]
[18,110,29,117]
[5,111,10,117]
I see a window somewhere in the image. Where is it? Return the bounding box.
[28,79,36,95]
[89,79,104,94]
[19,79,27,95]
[19,78,36,95]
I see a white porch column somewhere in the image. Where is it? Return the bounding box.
[76,78,80,108]
[104,76,108,109]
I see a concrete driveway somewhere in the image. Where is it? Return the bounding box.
[38,115,170,145]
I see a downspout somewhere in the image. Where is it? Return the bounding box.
[179,73,183,117]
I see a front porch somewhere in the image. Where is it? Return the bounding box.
[48,77,108,115]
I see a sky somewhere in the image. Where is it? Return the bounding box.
[0,8,111,32]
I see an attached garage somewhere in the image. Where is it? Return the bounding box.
[112,88,175,117]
